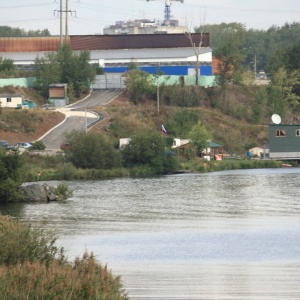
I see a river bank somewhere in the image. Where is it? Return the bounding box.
[22,153,287,182]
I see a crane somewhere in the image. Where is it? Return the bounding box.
[146,0,184,26]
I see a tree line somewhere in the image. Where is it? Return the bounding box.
[196,22,300,73]
[0,26,50,37]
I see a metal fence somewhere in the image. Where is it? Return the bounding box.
[92,74,126,89]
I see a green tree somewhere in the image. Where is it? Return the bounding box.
[268,85,285,117]
[0,57,15,73]
[252,86,267,124]
[214,25,246,92]
[125,69,154,104]
[0,26,50,37]
[33,44,96,99]
[34,53,61,97]
[122,129,177,174]
[0,149,23,203]
[187,121,210,156]
[64,130,121,169]
[164,109,201,137]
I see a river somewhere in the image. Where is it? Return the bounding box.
[1,168,300,299]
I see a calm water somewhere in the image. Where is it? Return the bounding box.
[1,168,300,299]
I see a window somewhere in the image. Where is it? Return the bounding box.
[296,129,300,136]
[6,97,11,102]
[276,130,286,137]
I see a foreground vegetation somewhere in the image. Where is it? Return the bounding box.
[0,215,128,299]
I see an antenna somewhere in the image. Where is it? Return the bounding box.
[271,114,281,124]
[146,0,184,26]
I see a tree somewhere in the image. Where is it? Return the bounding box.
[185,31,209,85]
[164,109,201,137]
[64,130,121,169]
[213,24,246,99]
[252,86,267,124]
[0,57,16,73]
[187,121,210,156]
[33,44,96,99]
[34,53,61,97]
[0,148,23,203]
[125,69,154,104]
[122,129,178,174]
[0,26,50,37]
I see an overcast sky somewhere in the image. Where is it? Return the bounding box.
[1,0,300,35]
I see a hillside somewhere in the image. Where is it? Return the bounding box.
[0,109,65,145]
[0,87,271,154]
[91,90,270,155]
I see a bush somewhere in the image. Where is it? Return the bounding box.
[0,215,128,299]
[30,140,46,150]
[0,148,23,202]
[64,130,122,169]
[0,215,65,266]
[55,182,73,200]
[122,129,178,174]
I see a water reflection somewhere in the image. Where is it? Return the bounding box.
[1,168,300,299]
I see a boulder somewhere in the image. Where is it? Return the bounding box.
[20,183,59,202]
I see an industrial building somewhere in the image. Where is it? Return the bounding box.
[0,33,213,76]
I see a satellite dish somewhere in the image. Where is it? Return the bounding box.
[271,114,281,124]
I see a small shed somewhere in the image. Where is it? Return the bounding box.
[119,138,131,149]
[48,83,68,107]
[203,141,223,157]
[0,94,22,108]
[249,146,267,158]
[172,138,191,148]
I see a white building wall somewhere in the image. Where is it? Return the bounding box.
[119,138,131,149]
[0,96,22,108]
[172,138,191,148]
[104,52,212,65]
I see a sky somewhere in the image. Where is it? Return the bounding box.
[1,0,300,35]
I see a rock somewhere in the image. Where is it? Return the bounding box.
[20,183,59,202]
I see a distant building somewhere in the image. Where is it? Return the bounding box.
[0,34,213,77]
[0,94,22,108]
[269,124,300,159]
[103,19,187,35]
[48,84,68,107]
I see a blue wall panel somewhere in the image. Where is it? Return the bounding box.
[104,65,212,76]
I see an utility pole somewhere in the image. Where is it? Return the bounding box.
[54,0,75,45]
[65,0,69,44]
[254,54,257,79]
[157,85,160,115]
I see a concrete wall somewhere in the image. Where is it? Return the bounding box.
[0,77,35,88]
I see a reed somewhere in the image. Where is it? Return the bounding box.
[0,215,128,299]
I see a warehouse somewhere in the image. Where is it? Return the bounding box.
[0,33,213,76]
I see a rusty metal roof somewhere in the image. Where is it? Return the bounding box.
[70,33,209,50]
[0,33,209,52]
[0,37,61,52]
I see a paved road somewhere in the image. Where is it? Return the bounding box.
[68,89,124,109]
[40,89,124,150]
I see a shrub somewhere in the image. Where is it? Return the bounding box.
[0,215,65,266]
[30,140,46,150]
[0,149,23,202]
[55,182,73,200]
[64,130,122,169]
[0,216,128,299]
[121,129,178,174]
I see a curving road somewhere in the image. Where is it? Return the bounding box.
[40,89,124,150]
